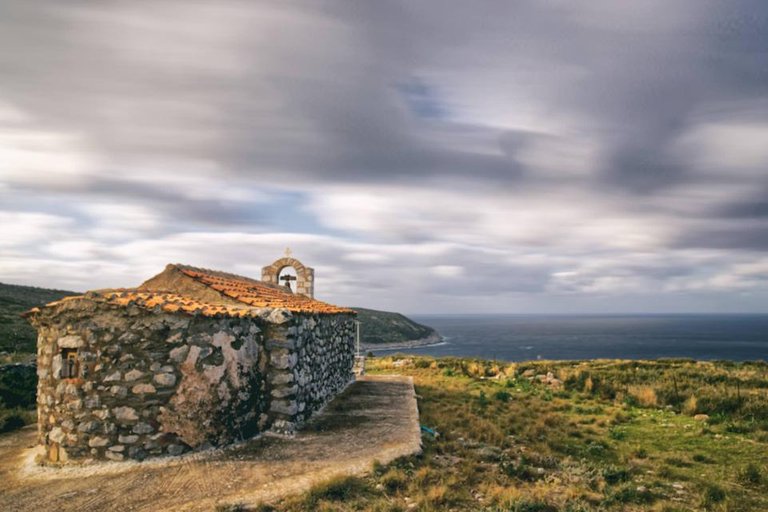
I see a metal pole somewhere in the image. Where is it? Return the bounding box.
[355,320,361,357]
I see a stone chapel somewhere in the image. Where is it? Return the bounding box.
[25,255,356,463]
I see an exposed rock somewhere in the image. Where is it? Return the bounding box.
[105,451,124,461]
[103,371,121,382]
[167,444,185,456]
[169,346,188,363]
[132,422,154,434]
[124,369,144,382]
[110,385,127,398]
[153,373,176,387]
[88,436,110,447]
[113,406,139,422]
[132,383,156,394]
[57,335,85,348]
[49,427,65,443]
[267,309,292,324]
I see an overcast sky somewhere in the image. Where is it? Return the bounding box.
[1,1,767,314]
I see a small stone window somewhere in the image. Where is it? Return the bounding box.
[60,348,79,378]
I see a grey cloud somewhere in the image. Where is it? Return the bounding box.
[676,225,768,251]
[1,1,768,311]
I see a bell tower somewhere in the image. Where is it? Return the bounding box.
[261,248,315,298]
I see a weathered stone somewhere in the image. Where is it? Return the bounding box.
[132,422,154,434]
[128,446,147,461]
[270,372,295,385]
[49,427,65,443]
[270,351,297,370]
[113,406,139,422]
[83,395,101,409]
[167,444,185,456]
[93,409,110,420]
[77,421,100,433]
[153,373,176,387]
[270,400,298,416]
[57,335,85,348]
[105,450,124,461]
[266,339,296,350]
[166,332,183,344]
[169,345,188,363]
[132,383,157,394]
[267,309,292,324]
[88,436,110,447]
[118,434,139,444]
[110,385,127,398]
[271,385,298,398]
[124,369,144,382]
[108,444,125,452]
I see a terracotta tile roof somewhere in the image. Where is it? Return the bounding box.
[174,264,354,314]
[101,290,263,317]
[26,264,354,320]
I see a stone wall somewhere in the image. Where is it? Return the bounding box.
[31,297,356,463]
[266,313,356,434]
[33,298,270,463]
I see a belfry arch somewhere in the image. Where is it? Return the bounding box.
[261,254,315,298]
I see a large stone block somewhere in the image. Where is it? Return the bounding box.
[153,373,176,387]
[113,406,139,422]
[270,400,298,416]
[57,335,85,348]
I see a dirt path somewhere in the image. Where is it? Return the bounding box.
[0,375,421,512]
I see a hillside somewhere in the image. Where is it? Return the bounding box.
[0,282,436,352]
[269,356,768,512]
[352,307,438,346]
[0,282,77,353]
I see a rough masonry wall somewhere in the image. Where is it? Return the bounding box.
[34,299,270,463]
[266,313,356,434]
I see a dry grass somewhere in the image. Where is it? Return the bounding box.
[264,356,768,512]
[628,385,658,407]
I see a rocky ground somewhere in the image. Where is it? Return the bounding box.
[0,375,421,512]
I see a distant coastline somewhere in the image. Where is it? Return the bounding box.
[373,313,768,362]
[361,331,443,352]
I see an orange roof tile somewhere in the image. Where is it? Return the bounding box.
[26,264,355,320]
[174,264,354,314]
[92,290,263,318]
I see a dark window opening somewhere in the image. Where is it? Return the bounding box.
[60,348,79,378]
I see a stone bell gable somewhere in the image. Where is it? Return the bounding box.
[25,259,355,464]
[261,255,315,298]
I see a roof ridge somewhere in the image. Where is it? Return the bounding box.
[173,263,264,285]
[27,263,356,317]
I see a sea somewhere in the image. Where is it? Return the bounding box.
[370,314,768,362]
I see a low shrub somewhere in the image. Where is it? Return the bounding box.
[494,390,511,402]
[608,483,656,505]
[738,463,762,486]
[380,468,408,492]
[304,475,370,507]
[602,464,631,485]
[692,453,714,464]
[506,500,558,512]
[701,484,726,507]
